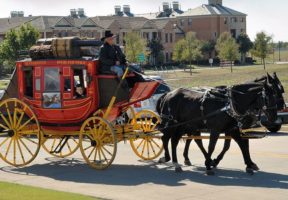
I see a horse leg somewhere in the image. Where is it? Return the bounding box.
[231,130,258,175]
[205,132,219,175]
[212,133,231,167]
[171,133,183,173]
[183,133,193,166]
[158,130,172,163]
[244,139,259,171]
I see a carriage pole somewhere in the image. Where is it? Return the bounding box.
[103,67,130,120]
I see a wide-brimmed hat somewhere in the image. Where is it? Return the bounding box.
[101,30,116,41]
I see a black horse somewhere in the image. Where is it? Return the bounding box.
[181,73,285,169]
[156,81,279,175]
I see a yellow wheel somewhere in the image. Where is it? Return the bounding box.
[130,110,163,160]
[93,109,104,117]
[79,117,117,170]
[42,135,79,158]
[0,98,41,167]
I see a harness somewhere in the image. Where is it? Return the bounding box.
[159,86,276,131]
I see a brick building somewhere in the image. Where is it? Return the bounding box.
[0,0,246,63]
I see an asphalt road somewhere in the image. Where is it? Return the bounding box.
[0,127,288,200]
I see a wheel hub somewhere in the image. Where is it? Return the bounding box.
[91,140,97,147]
[7,129,15,137]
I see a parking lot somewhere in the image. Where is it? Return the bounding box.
[0,126,288,200]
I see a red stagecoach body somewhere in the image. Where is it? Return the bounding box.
[16,59,159,130]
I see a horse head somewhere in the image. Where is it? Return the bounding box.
[267,72,285,110]
[259,81,279,126]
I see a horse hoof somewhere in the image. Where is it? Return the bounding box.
[175,167,183,173]
[251,164,260,171]
[206,170,215,176]
[184,160,192,166]
[246,168,254,175]
[211,159,218,168]
[158,157,169,164]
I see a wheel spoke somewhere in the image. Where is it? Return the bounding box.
[50,138,56,152]
[15,107,26,129]
[93,147,98,161]
[100,148,109,164]
[13,102,17,129]
[87,146,96,159]
[136,139,145,150]
[150,138,161,149]
[0,137,9,148]
[141,140,147,157]
[5,137,13,158]
[5,103,13,128]
[0,113,11,129]
[18,129,38,135]
[19,138,34,157]
[21,136,38,145]
[146,139,150,158]
[17,117,35,131]
[148,140,156,156]
[102,146,113,157]
[16,139,26,164]
[0,122,9,130]
[66,141,72,153]
[84,145,93,151]
[13,137,17,164]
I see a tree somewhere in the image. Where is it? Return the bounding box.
[18,23,40,50]
[216,32,239,73]
[0,23,40,70]
[201,40,215,58]
[237,33,253,64]
[173,32,202,75]
[0,29,20,67]
[172,38,186,64]
[252,31,272,70]
[147,39,164,65]
[123,32,147,63]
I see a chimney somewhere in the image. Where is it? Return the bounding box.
[78,8,85,18]
[70,9,78,18]
[123,5,131,13]
[162,2,170,12]
[208,0,223,5]
[172,1,180,10]
[114,5,121,15]
[10,11,24,18]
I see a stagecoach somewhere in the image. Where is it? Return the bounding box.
[0,37,164,169]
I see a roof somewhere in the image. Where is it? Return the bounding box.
[181,4,246,17]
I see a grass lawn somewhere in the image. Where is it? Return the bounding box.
[0,181,98,200]
[0,80,9,90]
[154,64,288,101]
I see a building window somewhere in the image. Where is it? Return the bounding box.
[188,18,192,25]
[214,32,217,38]
[241,18,245,22]
[170,33,173,43]
[152,32,157,40]
[165,33,169,43]
[224,17,228,24]
[165,52,169,62]
[180,19,184,26]
[231,17,237,23]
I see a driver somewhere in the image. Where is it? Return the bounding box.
[99,30,127,78]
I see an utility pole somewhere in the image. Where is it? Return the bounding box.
[278,41,281,61]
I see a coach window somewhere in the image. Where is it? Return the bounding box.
[73,68,87,98]
[44,68,60,92]
[43,68,61,109]
[23,68,33,98]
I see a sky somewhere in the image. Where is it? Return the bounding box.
[0,0,287,41]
